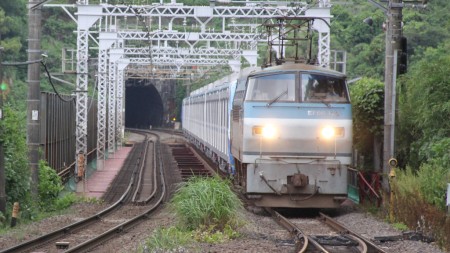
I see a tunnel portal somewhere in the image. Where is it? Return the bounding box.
[125,80,164,129]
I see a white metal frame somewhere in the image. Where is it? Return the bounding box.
[49,0,332,172]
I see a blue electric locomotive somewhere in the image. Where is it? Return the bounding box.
[182,63,352,208]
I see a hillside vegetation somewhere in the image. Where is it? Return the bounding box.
[1,0,449,248]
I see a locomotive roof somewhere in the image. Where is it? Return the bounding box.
[251,63,346,77]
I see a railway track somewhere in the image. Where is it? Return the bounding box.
[0,131,167,253]
[266,208,388,253]
[152,130,388,253]
[169,143,213,180]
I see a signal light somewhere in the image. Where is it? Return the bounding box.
[398,36,407,75]
[0,82,7,91]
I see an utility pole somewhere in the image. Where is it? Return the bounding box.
[27,0,42,197]
[382,0,403,191]
[0,48,6,214]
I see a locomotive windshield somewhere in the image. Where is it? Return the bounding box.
[244,72,349,103]
[301,73,349,103]
[245,73,296,102]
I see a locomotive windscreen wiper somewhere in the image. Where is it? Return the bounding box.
[318,98,331,108]
[266,89,288,107]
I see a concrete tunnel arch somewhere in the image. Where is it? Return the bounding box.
[125,79,164,129]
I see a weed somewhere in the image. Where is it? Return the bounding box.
[140,176,245,252]
[392,222,408,231]
[141,227,193,252]
[170,176,244,230]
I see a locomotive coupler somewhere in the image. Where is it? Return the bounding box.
[289,173,309,188]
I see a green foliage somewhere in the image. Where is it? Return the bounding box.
[415,161,449,210]
[190,66,232,91]
[392,222,409,231]
[170,176,243,230]
[331,4,386,79]
[0,211,5,227]
[0,106,30,207]
[38,160,64,211]
[349,77,384,169]
[174,82,187,121]
[142,226,193,253]
[403,1,450,60]
[392,162,450,249]
[0,1,27,63]
[0,37,22,55]
[142,177,244,252]
[393,167,419,197]
[397,43,450,168]
[192,223,240,243]
[395,160,449,211]
[54,192,79,210]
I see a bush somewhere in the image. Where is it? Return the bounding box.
[141,176,244,252]
[416,160,449,210]
[393,162,450,250]
[170,176,243,230]
[395,161,449,211]
[38,160,63,211]
[54,192,78,210]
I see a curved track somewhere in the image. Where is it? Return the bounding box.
[0,131,167,253]
[265,208,388,253]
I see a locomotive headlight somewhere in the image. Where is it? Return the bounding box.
[262,125,276,139]
[253,125,277,139]
[321,126,344,139]
[321,126,336,139]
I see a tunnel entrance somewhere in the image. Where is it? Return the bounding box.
[125,80,164,129]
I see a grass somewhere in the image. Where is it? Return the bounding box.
[392,222,409,231]
[0,193,102,234]
[170,176,244,230]
[139,176,244,252]
[141,227,194,252]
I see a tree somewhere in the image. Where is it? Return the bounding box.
[0,106,31,215]
[397,42,450,168]
[349,78,384,170]
[331,4,386,79]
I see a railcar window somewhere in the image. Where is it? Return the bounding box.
[245,73,296,102]
[301,74,349,103]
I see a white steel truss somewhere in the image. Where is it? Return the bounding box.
[107,55,118,153]
[118,31,261,44]
[129,57,229,67]
[96,32,117,168]
[75,29,89,173]
[116,60,129,147]
[100,4,309,18]
[96,48,108,164]
[123,47,243,57]
[75,4,101,177]
[48,1,332,174]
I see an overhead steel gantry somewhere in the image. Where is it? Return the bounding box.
[45,0,332,181]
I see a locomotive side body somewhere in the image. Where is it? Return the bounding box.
[183,64,352,208]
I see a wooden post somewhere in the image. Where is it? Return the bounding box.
[10,202,19,227]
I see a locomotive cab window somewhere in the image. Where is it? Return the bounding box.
[301,74,349,103]
[245,73,296,102]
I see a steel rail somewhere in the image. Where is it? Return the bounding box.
[319,212,388,253]
[64,133,167,253]
[131,136,151,203]
[0,141,146,253]
[132,131,160,205]
[264,208,309,253]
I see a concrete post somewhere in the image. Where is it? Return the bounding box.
[27,0,43,197]
[382,0,403,191]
